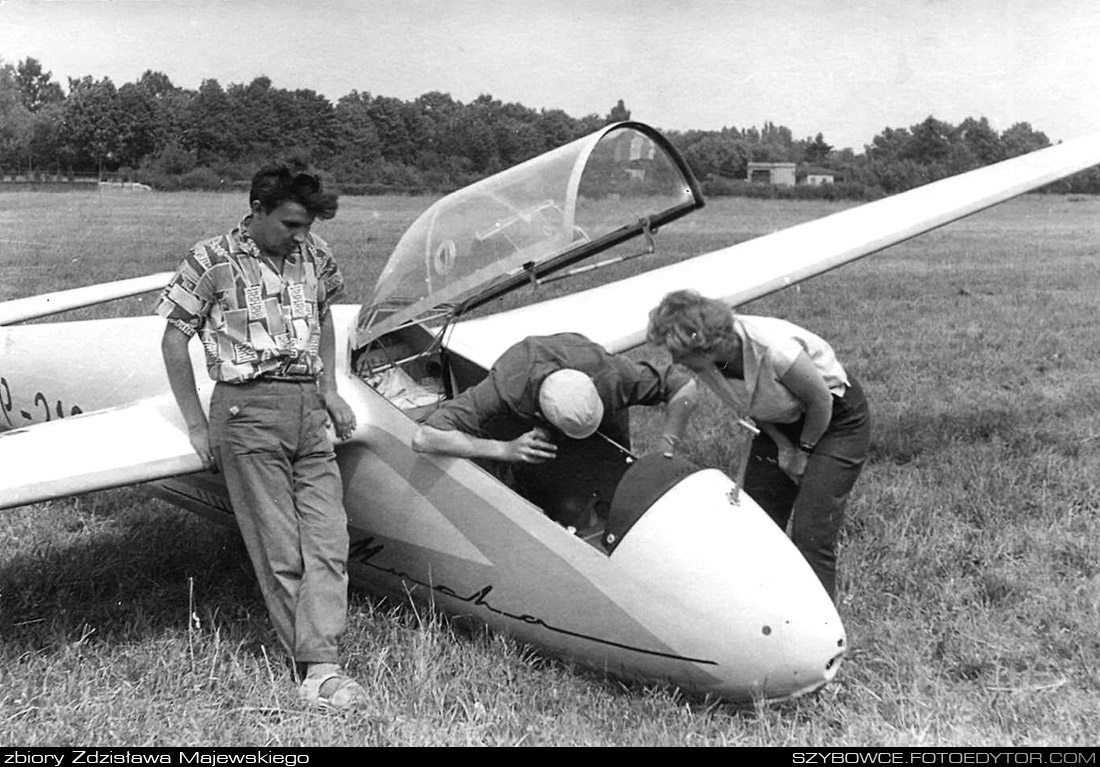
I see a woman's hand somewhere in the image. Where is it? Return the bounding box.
[776,443,808,483]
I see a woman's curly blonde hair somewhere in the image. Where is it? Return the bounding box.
[646,289,736,360]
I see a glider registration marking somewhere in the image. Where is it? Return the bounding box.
[0,375,84,428]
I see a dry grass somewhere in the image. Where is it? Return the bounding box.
[2,190,1100,745]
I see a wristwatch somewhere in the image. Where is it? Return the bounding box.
[661,433,680,458]
[798,440,816,454]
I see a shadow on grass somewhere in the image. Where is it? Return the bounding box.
[0,489,271,655]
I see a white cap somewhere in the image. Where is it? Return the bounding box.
[538,369,604,439]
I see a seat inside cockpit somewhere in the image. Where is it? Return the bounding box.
[352,324,447,419]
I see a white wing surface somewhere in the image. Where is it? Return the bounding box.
[444,132,1100,368]
[0,396,203,509]
[0,272,175,326]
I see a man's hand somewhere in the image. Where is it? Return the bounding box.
[324,392,357,440]
[187,422,216,471]
[504,426,558,464]
[162,323,216,469]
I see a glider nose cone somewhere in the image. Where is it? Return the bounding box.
[779,612,847,697]
[607,459,846,701]
[772,581,847,697]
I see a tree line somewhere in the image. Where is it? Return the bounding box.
[2,56,1097,197]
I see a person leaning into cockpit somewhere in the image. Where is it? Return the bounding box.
[646,290,870,603]
[412,332,698,528]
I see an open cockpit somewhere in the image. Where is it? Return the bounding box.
[349,122,704,550]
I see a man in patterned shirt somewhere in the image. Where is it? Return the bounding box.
[157,163,366,710]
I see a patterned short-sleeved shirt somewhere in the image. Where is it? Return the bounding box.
[156,216,345,383]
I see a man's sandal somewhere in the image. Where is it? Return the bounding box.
[298,670,368,711]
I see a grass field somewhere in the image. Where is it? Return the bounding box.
[2,190,1099,746]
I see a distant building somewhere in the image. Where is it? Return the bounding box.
[746,162,796,187]
[614,133,657,182]
[806,174,835,186]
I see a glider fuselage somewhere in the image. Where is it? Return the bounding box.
[1,306,846,701]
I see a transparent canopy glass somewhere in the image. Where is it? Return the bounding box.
[355,122,702,348]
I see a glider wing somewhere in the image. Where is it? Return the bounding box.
[443,132,1100,368]
[0,395,203,509]
[0,272,175,326]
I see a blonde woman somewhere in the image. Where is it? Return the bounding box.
[647,290,870,602]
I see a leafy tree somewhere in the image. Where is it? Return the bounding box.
[271,87,338,164]
[760,121,793,150]
[332,91,383,176]
[455,94,501,173]
[493,99,545,166]
[411,90,461,163]
[116,71,185,168]
[27,104,64,173]
[58,76,122,174]
[749,141,788,163]
[866,126,912,163]
[224,76,282,162]
[864,157,930,194]
[537,108,580,149]
[904,116,953,164]
[955,116,1002,165]
[803,133,833,164]
[606,99,631,124]
[15,57,64,112]
[185,78,234,166]
[368,95,417,165]
[681,133,748,179]
[146,143,198,175]
[574,112,607,136]
[1000,122,1050,158]
[0,60,35,171]
[6,52,1090,195]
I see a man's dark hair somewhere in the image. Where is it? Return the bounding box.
[249,162,339,220]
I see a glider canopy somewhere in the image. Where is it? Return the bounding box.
[354,121,703,348]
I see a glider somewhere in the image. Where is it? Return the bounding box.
[3,122,1100,702]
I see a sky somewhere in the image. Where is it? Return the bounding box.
[2,0,1100,151]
